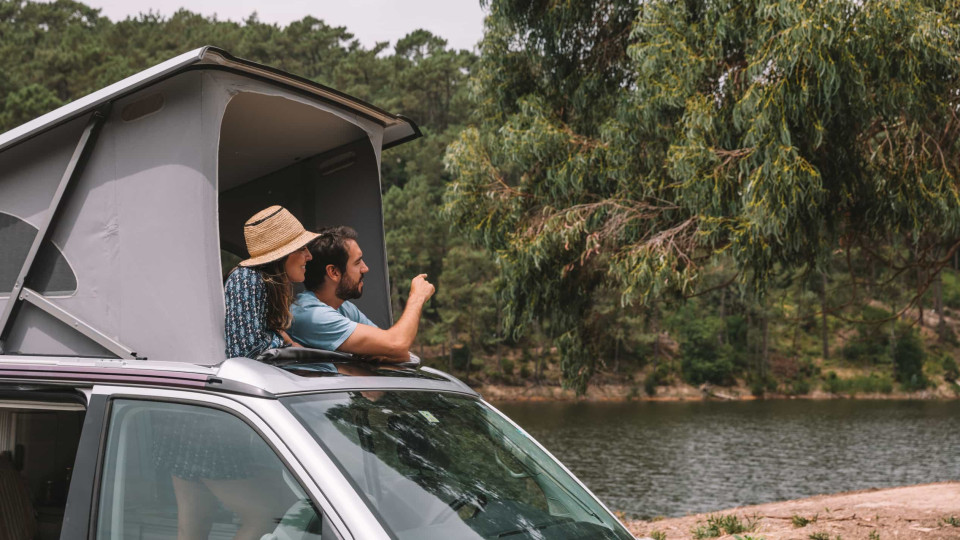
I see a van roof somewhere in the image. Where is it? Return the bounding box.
[0,46,421,155]
[0,47,415,363]
[0,356,478,398]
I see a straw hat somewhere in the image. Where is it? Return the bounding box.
[240,206,319,267]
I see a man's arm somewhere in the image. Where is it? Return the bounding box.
[338,274,434,361]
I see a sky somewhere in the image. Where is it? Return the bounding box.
[78,0,487,52]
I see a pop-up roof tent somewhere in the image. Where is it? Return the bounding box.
[0,47,420,364]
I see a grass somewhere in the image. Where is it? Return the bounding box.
[808,534,842,540]
[733,536,766,540]
[692,514,756,538]
[822,372,894,395]
[868,531,880,540]
[650,531,666,540]
[792,514,818,527]
[943,515,960,527]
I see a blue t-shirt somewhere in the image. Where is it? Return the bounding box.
[289,291,378,350]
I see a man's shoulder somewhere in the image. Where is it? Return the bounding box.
[292,292,338,316]
[338,301,366,318]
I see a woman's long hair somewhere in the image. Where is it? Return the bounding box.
[257,259,293,331]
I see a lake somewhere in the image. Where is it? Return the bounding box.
[495,399,960,519]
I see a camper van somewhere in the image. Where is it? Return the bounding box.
[0,47,635,540]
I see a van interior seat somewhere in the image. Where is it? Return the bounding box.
[0,452,37,540]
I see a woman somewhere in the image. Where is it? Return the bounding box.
[225,205,319,358]
[157,206,318,540]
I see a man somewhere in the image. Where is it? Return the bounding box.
[289,226,435,361]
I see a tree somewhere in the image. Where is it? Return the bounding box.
[445,0,960,392]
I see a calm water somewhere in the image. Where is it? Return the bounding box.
[495,399,960,519]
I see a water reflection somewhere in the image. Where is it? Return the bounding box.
[495,399,960,519]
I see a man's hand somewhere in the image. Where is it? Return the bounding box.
[410,274,435,302]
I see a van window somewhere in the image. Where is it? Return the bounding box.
[0,397,86,540]
[0,212,77,296]
[95,400,331,540]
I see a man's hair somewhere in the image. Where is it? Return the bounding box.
[304,226,358,291]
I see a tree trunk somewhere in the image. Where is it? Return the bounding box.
[718,287,726,346]
[761,311,769,378]
[820,272,829,361]
[613,337,620,374]
[936,269,946,341]
[650,308,660,372]
[447,334,454,374]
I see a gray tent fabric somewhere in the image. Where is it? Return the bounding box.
[0,49,419,364]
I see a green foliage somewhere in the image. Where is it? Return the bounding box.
[787,378,812,396]
[822,372,894,396]
[894,327,928,391]
[446,0,960,392]
[792,514,817,528]
[451,344,471,371]
[841,306,893,365]
[650,531,667,540]
[643,374,658,396]
[868,531,880,540]
[942,356,959,383]
[692,514,755,538]
[943,515,960,527]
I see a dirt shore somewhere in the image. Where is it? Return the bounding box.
[625,482,960,539]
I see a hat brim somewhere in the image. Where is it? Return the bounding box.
[239,230,320,267]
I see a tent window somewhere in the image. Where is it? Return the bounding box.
[0,213,77,297]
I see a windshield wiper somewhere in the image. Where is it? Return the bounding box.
[496,517,573,537]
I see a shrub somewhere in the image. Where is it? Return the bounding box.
[451,344,471,371]
[692,514,755,538]
[822,372,894,395]
[788,378,812,396]
[841,306,893,365]
[942,356,959,383]
[650,531,667,540]
[894,327,927,391]
[519,364,531,379]
[674,310,738,386]
[643,375,658,396]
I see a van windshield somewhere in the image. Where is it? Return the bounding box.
[282,391,632,540]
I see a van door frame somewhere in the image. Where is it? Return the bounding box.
[82,386,366,540]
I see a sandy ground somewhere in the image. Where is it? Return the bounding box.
[625,482,960,539]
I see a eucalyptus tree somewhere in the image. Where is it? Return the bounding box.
[445,0,960,392]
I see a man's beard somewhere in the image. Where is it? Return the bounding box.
[336,275,363,300]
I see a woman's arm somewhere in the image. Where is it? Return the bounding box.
[224,267,284,358]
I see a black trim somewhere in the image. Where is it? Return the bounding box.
[62,393,107,540]
[382,114,423,150]
[0,387,87,405]
[205,47,415,129]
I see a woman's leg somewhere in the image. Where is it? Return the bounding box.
[202,472,286,540]
[171,476,216,540]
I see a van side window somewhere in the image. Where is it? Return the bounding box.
[0,399,85,540]
[95,400,331,540]
[0,212,77,296]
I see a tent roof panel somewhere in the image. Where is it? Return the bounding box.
[0,47,421,155]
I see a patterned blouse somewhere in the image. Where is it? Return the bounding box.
[224,266,284,358]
